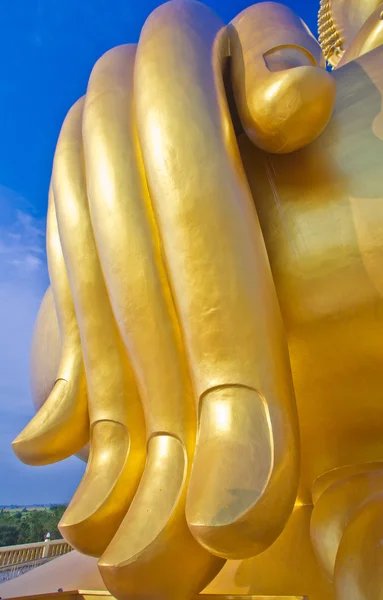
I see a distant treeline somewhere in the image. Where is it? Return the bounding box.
[0,504,52,509]
[0,505,67,547]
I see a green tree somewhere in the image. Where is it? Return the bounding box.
[0,506,68,546]
[0,524,19,546]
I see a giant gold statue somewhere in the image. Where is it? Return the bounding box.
[11,0,383,599]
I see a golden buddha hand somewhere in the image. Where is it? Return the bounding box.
[13,2,336,599]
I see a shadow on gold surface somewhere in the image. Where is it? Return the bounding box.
[239,51,383,503]
[204,507,333,600]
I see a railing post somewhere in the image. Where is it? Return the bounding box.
[42,540,50,558]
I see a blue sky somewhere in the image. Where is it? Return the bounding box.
[0,0,319,505]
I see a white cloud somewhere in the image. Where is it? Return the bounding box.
[0,185,85,505]
[0,186,48,414]
[0,195,46,279]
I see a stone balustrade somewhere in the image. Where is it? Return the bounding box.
[0,540,72,583]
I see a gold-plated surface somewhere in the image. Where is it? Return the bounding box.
[203,597,306,600]
[82,41,224,596]
[52,98,146,558]
[135,0,300,562]
[26,286,60,413]
[12,1,383,599]
[318,0,381,66]
[239,46,383,504]
[230,3,335,153]
[239,42,383,600]
[311,470,383,582]
[12,190,89,465]
[4,593,307,600]
[338,2,383,66]
[204,506,333,600]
